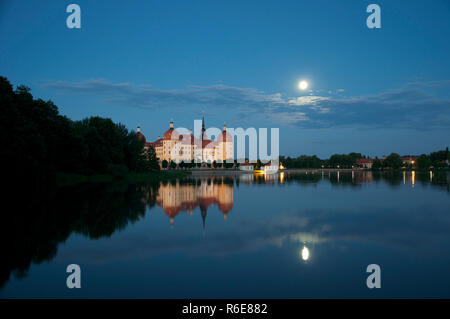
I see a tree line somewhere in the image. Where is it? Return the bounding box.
[0,76,159,185]
[280,153,365,169]
[280,150,449,170]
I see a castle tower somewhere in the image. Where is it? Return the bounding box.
[201,114,206,141]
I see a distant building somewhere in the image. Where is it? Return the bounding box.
[401,156,417,166]
[263,161,279,174]
[239,161,254,171]
[356,158,374,169]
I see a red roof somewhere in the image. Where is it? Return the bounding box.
[148,138,163,147]
[401,156,417,161]
[163,128,179,140]
[356,158,374,164]
[202,139,215,148]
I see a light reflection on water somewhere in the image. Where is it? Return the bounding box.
[1,170,449,298]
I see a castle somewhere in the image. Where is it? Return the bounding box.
[136,116,234,164]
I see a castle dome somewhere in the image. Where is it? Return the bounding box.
[163,128,177,140]
[218,203,233,214]
[136,126,146,143]
[163,120,179,140]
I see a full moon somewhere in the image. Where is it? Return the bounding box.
[299,80,308,90]
[301,246,310,261]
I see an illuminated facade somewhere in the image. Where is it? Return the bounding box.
[139,117,233,164]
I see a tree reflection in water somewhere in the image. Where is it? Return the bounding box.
[0,170,448,288]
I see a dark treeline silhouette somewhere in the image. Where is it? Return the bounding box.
[0,179,160,288]
[0,76,158,187]
[415,149,449,169]
[281,150,449,170]
[279,170,449,192]
[280,153,364,169]
[0,175,235,288]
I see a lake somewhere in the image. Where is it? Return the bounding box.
[1,170,449,298]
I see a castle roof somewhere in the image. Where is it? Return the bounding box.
[202,139,216,148]
[148,138,163,147]
[163,127,179,140]
[356,158,374,164]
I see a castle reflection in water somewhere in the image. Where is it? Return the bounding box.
[152,173,290,226]
[144,170,449,226]
[156,176,234,226]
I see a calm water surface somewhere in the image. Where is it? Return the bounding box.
[1,170,449,298]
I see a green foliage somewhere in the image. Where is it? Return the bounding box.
[137,146,160,172]
[372,157,382,170]
[382,153,403,169]
[280,153,360,169]
[328,153,359,168]
[416,154,432,170]
[224,161,234,169]
[430,150,446,162]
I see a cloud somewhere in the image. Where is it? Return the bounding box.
[42,79,450,130]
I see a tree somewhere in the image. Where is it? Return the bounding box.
[147,146,160,170]
[1,75,159,182]
[137,146,160,172]
[383,153,402,169]
[162,160,168,169]
[416,154,431,170]
[256,159,262,169]
[372,157,382,170]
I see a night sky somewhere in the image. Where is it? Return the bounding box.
[1,0,449,157]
